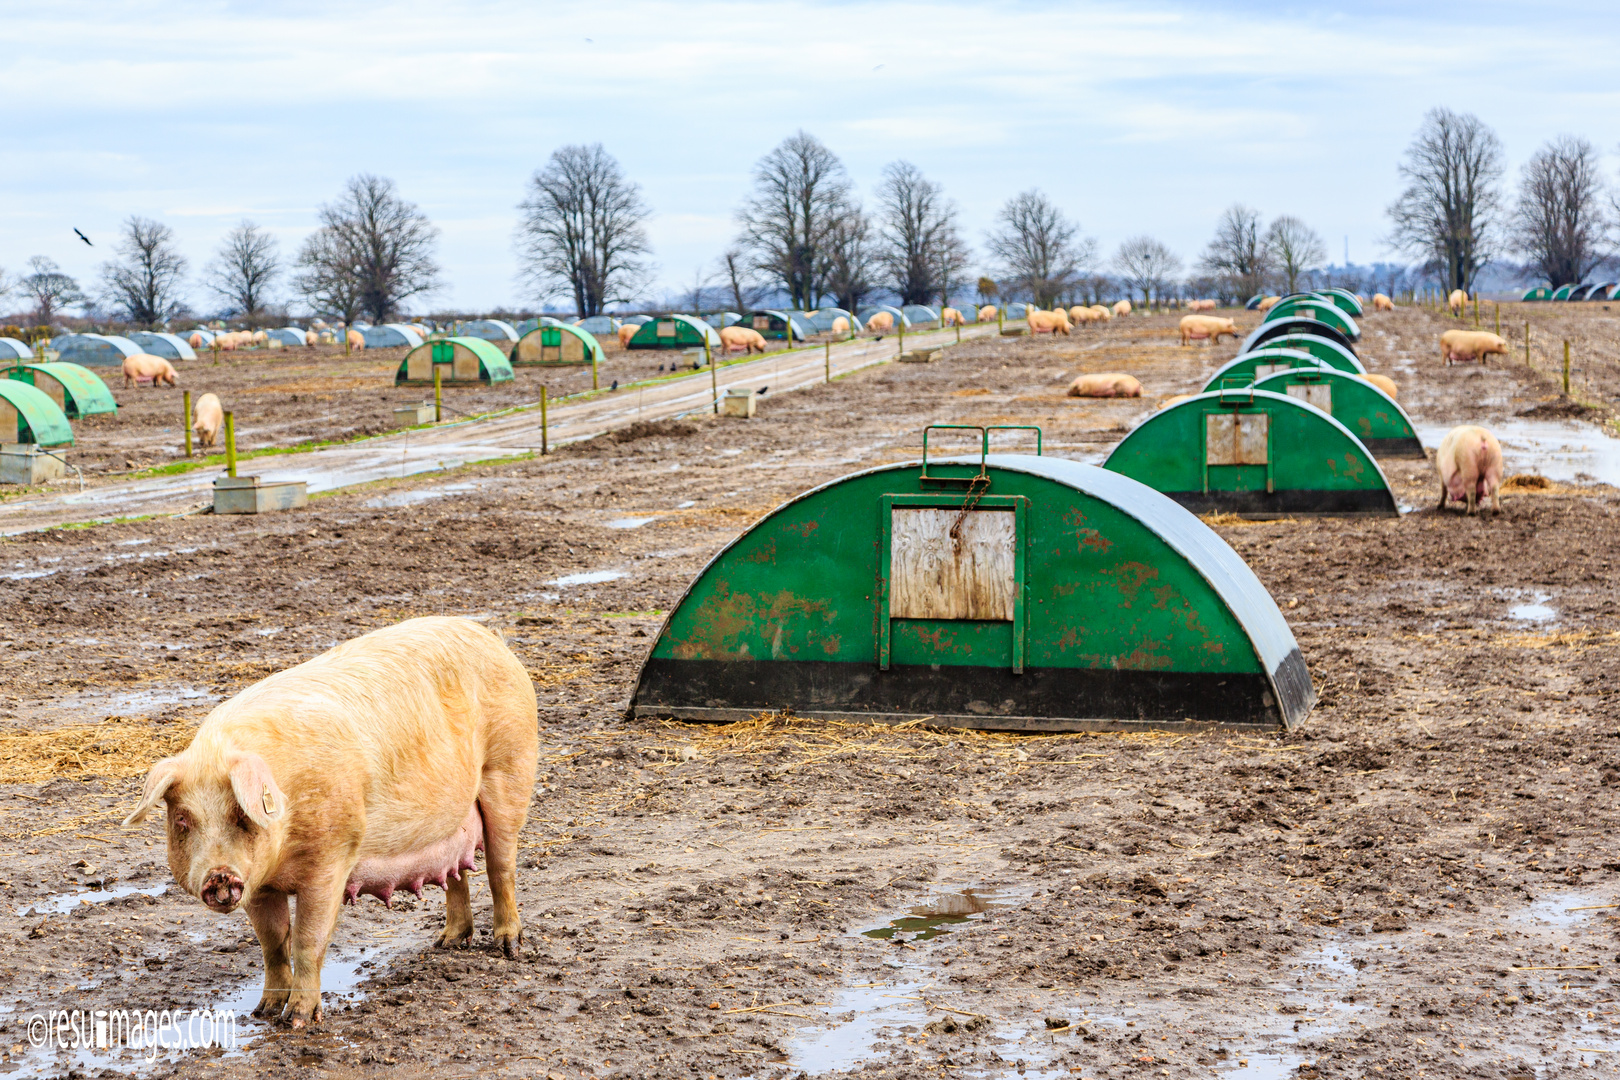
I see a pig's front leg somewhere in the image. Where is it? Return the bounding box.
[436,872,474,948]
[247,890,292,1020]
[286,876,346,1028]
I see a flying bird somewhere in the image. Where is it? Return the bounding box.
[872,64,885,71]
[73,228,92,246]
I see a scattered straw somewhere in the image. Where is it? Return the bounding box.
[0,719,194,785]
[1502,474,1577,495]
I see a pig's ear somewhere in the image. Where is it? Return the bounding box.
[123,757,184,826]
[226,752,287,829]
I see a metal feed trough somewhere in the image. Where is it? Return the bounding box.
[1241,318,1358,357]
[1104,388,1396,518]
[1241,333,1365,374]
[1250,367,1422,458]
[6,362,118,419]
[395,337,514,385]
[1262,299,1360,341]
[631,425,1315,733]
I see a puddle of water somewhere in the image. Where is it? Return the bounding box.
[115,538,152,546]
[551,570,626,587]
[102,687,213,713]
[605,517,655,529]
[20,883,168,916]
[1507,590,1557,622]
[1511,891,1610,928]
[861,888,1019,943]
[676,499,696,508]
[1415,418,1620,487]
[254,627,284,637]
[362,479,490,509]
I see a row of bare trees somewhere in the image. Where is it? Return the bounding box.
[1387,107,1616,292]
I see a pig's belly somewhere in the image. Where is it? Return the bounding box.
[343,803,484,905]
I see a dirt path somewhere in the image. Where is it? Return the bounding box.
[2,306,1619,1078]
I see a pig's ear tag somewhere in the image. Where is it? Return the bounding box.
[262,787,278,816]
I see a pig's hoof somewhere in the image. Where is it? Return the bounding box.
[433,926,473,949]
[251,994,287,1020]
[493,927,522,958]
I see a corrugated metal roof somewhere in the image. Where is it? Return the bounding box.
[1240,318,1356,356]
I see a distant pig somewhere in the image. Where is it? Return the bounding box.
[1028,309,1071,335]
[1090,304,1113,322]
[1257,296,1281,312]
[1179,314,1239,346]
[1372,293,1395,312]
[1448,289,1467,315]
[978,304,999,322]
[122,617,539,1028]
[346,329,365,351]
[122,353,178,388]
[719,326,767,354]
[1188,298,1217,312]
[192,392,223,448]
[1112,299,1132,317]
[1440,329,1508,366]
[866,311,895,332]
[1158,393,1196,410]
[617,323,637,348]
[1362,373,1399,399]
[1436,424,1503,514]
[1067,373,1142,397]
[831,316,850,334]
[941,307,964,326]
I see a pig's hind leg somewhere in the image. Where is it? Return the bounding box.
[477,773,531,956]
[247,890,292,1020]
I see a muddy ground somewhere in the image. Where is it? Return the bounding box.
[20,329,854,480]
[2,305,1619,1078]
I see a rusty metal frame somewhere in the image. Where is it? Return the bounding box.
[877,493,1029,675]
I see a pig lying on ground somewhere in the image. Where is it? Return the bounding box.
[1112,299,1132,317]
[1436,425,1503,514]
[1448,289,1467,315]
[122,353,178,388]
[1188,298,1217,312]
[123,616,539,1028]
[1179,314,1239,346]
[1068,373,1142,397]
[192,392,223,448]
[719,326,766,354]
[1028,309,1071,335]
[1362,373,1399,399]
[1440,329,1507,366]
[1373,293,1394,312]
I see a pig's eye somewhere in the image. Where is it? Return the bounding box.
[172,811,192,834]
[230,806,254,832]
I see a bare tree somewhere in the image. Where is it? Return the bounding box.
[714,246,762,313]
[1387,107,1504,293]
[1197,205,1273,299]
[822,204,878,314]
[1112,236,1183,307]
[516,144,651,318]
[736,131,852,310]
[1512,136,1609,288]
[206,220,280,323]
[293,227,366,327]
[99,217,188,327]
[1264,216,1327,294]
[310,174,440,323]
[19,257,84,324]
[874,161,970,307]
[985,190,1094,307]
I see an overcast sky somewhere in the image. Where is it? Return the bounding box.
[5,0,1620,315]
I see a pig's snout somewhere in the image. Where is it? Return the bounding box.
[202,867,244,913]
